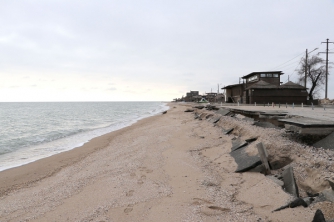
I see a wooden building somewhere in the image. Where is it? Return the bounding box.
[222,71,308,104]
[184,91,199,102]
[223,83,243,103]
[205,92,217,103]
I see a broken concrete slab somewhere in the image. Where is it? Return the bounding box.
[231,137,248,152]
[272,197,307,212]
[235,114,254,122]
[230,146,262,173]
[223,128,234,135]
[313,131,334,150]
[257,142,271,175]
[303,197,315,207]
[282,166,300,197]
[212,116,221,124]
[206,105,219,110]
[279,117,334,127]
[266,175,284,187]
[312,209,326,222]
[253,121,279,129]
[216,109,231,116]
[260,111,288,117]
[245,137,258,143]
[227,112,235,117]
[319,181,334,203]
[279,117,334,135]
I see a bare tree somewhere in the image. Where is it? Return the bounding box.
[297,55,327,100]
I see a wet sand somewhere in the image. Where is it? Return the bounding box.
[1,103,334,221]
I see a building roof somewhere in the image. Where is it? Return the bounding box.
[279,81,306,89]
[246,80,277,90]
[242,71,283,79]
[221,83,243,89]
[245,80,307,90]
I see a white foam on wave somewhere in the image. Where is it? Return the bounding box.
[0,102,169,172]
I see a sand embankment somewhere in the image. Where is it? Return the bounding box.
[0,103,333,221]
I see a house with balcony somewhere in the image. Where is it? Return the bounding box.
[222,71,308,104]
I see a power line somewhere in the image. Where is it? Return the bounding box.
[271,51,304,69]
[284,60,302,83]
[271,44,321,70]
[275,60,302,70]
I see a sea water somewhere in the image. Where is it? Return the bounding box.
[0,102,169,171]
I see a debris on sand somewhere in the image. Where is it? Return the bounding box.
[272,197,308,212]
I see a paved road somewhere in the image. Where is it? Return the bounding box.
[220,104,334,122]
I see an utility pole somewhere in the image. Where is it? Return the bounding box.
[320,39,334,99]
[305,49,308,87]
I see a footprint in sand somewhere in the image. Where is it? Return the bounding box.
[139,167,146,172]
[126,190,134,197]
[124,204,134,213]
[146,169,153,173]
[137,175,147,184]
[130,172,136,177]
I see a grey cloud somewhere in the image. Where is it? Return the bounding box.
[1,0,334,99]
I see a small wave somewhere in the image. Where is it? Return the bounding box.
[0,102,168,171]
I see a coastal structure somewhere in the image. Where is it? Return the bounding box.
[184,91,200,102]
[222,71,308,104]
[205,92,217,103]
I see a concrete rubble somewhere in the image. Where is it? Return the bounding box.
[187,105,334,221]
[314,132,334,150]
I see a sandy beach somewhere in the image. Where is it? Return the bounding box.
[1,103,334,221]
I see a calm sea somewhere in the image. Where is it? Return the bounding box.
[0,102,169,171]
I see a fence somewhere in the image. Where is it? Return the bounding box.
[215,102,334,110]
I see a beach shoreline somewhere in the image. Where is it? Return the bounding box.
[0,101,169,172]
[1,103,334,221]
[0,102,172,196]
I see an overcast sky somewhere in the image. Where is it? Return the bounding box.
[1,0,334,101]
